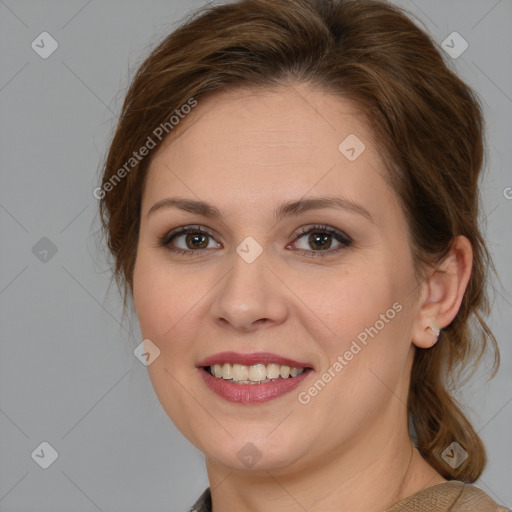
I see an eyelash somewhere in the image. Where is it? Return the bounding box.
[157,224,353,258]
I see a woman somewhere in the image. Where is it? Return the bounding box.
[98,0,509,510]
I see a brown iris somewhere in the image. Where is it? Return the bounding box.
[186,233,209,249]
[308,232,332,250]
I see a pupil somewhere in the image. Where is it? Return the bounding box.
[309,232,331,250]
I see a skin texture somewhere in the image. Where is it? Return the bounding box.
[132,84,473,512]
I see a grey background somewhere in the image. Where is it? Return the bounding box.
[0,1,510,511]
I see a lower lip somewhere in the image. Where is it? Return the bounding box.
[199,368,312,404]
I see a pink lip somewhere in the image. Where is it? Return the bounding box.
[197,351,311,369]
[196,352,313,404]
[199,367,313,404]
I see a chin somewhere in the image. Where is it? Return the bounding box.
[199,432,307,473]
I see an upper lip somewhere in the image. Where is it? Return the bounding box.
[197,351,312,369]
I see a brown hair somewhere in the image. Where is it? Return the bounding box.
[98,0,499,482]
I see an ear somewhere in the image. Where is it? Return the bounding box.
[412,236,473,349]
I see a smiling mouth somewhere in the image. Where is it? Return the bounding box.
[205,363,310,384]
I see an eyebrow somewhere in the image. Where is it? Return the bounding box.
[147,196,373,223]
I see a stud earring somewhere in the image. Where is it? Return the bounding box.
[426,324,440,340]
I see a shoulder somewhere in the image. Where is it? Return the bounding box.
[386,480,510,512]
[452,482,510,512]
[189,483,510,512]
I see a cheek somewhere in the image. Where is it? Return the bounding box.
[133,253,213,357]
[132,256,205,439]
[305,264,400,341]
[133,254,182,341]
[306,258,412,384]
[133,257,162,338]
[302,274,411,424]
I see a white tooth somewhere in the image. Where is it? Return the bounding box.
[249,364,267,382]
[221,363,232,379]
[212,362,306,382]
[232,364,249,381]
[266,363,281,379]
[280,365,291,378]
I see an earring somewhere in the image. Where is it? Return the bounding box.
[426,324,440,340]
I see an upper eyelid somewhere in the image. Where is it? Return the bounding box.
[295,224,351,239]
[165,223,346,237]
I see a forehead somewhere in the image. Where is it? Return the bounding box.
[143,84,398,223]
[156,84,374,163]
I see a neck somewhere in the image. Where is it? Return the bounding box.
[205,419,445,512]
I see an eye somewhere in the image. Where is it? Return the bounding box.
[158,225,221,255]
[289,224,353,257]
[158,223,352,258]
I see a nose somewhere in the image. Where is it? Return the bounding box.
[210,248,289,332]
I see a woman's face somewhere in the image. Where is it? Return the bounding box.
[133,84,423,473]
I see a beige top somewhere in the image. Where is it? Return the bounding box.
[386,481,510,511]
[190,481,510,511]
